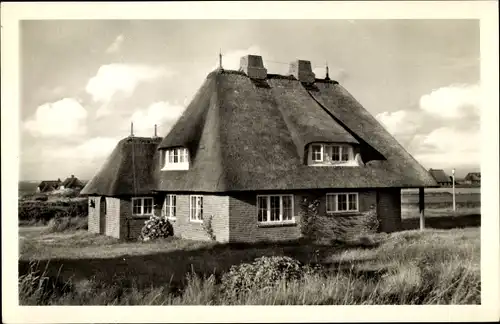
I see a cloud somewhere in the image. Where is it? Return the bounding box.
[36,136,119,180]
[413,127,480,169]
[419,84,480,119]
[376,110,422,137]
[375,83,480,170]
[106,34,124,54]
[86,64,170,104]
[130,101,185,137]
[24,98,87,138]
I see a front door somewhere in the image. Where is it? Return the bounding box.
[99,197,106,234]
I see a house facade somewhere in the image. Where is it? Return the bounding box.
[81,55,438,241]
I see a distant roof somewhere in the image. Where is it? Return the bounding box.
[82,68,438,196]
[428,169,452,183]
[465,172,481,181]
[62,176,84,188]
[38,180,61,192]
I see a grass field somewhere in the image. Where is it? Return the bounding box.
[19,223,480,305]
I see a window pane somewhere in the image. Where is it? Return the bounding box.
[326,195,335,212]
[197,197,203,220]
[168,150,173,163]
[144,198,153,214]
[179,149,184,163]
[312,145,322,161]
[270,196,280,221]
[331,146,340,161]
[348,194,357,211]
[258,196,267,222]
[282,196,293,221]
[133,199,142,215]
[341,146,350,161]
[338,194,347,211]
[172,195,176,217]
[173,149,179,163]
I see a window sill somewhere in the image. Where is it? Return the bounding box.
[326,211,361,217]
[189,219,203,224]
[166,217,176,222]
[258,221,297,228]
[130,215,154,220]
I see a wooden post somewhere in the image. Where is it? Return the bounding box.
[419,187,425,230]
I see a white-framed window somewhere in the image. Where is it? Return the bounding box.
[308,143,355,165]
[311,145,323,162]
[257,195,294,223]
[164,194,176,219]
[326,193,359,213]
[162,147,189,170]
[132,197,154,216]
[190,195,203,222]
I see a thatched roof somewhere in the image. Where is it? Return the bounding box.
[80,136,162,196]
[465,172,481,181]
[83,66,438,196]
[156,69,437,192]
[62,175,84,188]
[428,169,452,183]
[38,180,61,192]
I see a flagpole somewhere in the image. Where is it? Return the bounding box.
[452,168,456,212]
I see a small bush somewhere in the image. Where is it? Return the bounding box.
[220,256,322,299]
[202,215,216,241]
[139,216,173,241]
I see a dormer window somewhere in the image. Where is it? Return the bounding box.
[308,143,359,166]
[162,147,189,171]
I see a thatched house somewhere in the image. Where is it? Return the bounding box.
[81,55,438,241]
[464,172,481,185]
[36,179,62,193]
[428,169,452,187]
[60,175,84,190]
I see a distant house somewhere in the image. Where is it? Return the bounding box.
[428,169,453,187]
[464,172,481,185]
[81,54,438,241]
[36,179,62,193]
[60,175,84,190]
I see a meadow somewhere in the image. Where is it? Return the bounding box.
[17,186,481,305]
[19,226,480,305]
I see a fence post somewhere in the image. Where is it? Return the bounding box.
[419,187,425,230]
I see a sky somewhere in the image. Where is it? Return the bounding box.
[20,19,480,181]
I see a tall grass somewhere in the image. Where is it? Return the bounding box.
[19,229,480,305]
[46,216,88,233]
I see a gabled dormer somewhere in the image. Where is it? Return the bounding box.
[306,142,363,167]
[160,147,190,171]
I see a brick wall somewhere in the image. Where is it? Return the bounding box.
[228,193,302,243]
[87,196,100,234]
[376,188,402,233]
[228,190,378,243]
[166,194,230,242]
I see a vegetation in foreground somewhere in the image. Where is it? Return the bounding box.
[19,227,480,305]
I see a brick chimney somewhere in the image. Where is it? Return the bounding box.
[289,59,315,84]
[240,55,267,79]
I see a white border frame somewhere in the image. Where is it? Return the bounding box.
[2,2,499,323]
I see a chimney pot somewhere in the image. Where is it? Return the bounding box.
[71,175,74,178]
[240,55,267,79]
[289,59,315,84]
